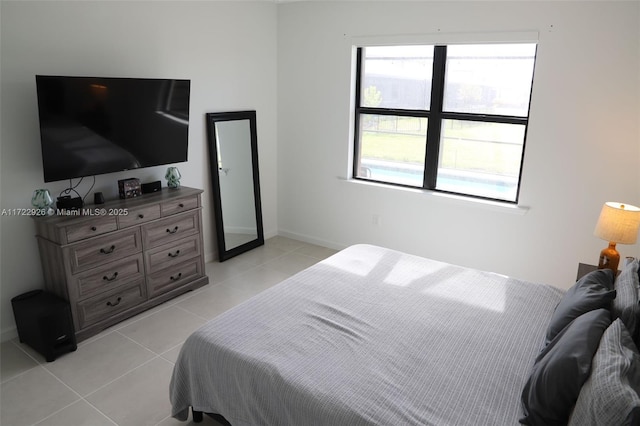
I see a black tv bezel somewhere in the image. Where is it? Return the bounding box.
[35,75,191,183]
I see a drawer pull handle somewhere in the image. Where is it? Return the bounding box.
[138,214,144,219]
[166,226,179,234]
[103,272,119,282]
[106,297,122,307]
[178,203,184,208]
[168,250,181,258]
[91,226,97,231]
[100,245,116,254]
[170,272,183,281]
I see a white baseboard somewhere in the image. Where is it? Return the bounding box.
[264,229,278,240]
[277,229,346,251]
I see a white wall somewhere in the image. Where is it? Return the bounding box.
[0,1,278,340]
[277,1,640,289]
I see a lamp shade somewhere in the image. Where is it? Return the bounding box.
[594,202,640,244]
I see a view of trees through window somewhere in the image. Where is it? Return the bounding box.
[354,43,536,202]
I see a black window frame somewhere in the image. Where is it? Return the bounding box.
[353,44,536,204]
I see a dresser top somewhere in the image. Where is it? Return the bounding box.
[33,186,203,227]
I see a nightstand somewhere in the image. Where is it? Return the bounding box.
[576,263,619,281]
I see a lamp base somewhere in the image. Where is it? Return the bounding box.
[598,242,620,273]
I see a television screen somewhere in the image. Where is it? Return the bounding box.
[35,75,190,182]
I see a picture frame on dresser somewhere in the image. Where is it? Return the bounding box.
[32,186,209,342]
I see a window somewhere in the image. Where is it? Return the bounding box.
[353,43,537,203]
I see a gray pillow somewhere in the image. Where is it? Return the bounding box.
[568,319,640,426]
[612,259,640,339]
[544,269,615,346]
[520,308,612,426]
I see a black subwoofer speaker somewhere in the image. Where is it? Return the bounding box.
[11,290,77,362]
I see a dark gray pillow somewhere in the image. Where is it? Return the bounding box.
[612,259,640,340]
[568,319,640,426]
[520,308,612,426]
[544,269,615,346]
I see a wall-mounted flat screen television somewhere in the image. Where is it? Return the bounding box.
[35,75,191,182]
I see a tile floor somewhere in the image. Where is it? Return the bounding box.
[1,237,337,426]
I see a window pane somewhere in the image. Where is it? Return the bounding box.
[356,114,427,187]
[443,44,536,116]
[436,119,525,201]
[362,46,434,110]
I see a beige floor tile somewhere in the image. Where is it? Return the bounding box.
[235,243,289,266]
[206,256,255,284]
[265,235,307,251]
[86,357,173,426]
[264,252,321,277]
[34,400,116,426]
[176,283,255,320]
[160,343,183,364]
[45,331,156,396]
[118,306,205,354]
[104,303,173,335]
[1,366,79,426]
[223,265,290,294]
[164,286,210,306]
[1,341,38,383]
[295,243,339,260]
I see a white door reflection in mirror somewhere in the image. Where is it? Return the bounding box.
[215,119,258,250]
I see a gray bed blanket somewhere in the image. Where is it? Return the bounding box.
[170,244,564,425]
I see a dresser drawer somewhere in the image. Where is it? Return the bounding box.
[147,257,203,298]
[161,195,199,217]
[144,233,202,274]
[72,254,145,300]
[142,210,200,249]
[66,228,142,274]
[117,204,161,228]
[65,216,118,243]
[77,280,146,329]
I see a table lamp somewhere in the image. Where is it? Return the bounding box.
[593,202,640,273]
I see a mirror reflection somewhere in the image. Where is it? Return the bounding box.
[206,111,264,261]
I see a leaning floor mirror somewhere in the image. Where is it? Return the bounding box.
[206,110,264,261]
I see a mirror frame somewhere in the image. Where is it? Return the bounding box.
[206,110,264,261]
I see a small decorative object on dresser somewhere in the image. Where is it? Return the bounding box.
[166,167,181,188]
[31,189,53,216]
[32,186,209,342]
[118,178,142,199]
[94,192,105,205]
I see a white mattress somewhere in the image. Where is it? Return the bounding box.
[170,244,564,425]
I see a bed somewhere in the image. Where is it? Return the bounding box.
[170,244,640,425]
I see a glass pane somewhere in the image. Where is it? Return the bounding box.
[443,44,536,116]
[362,46,434,110]
[356,114,427,187]
[436,119,525,201]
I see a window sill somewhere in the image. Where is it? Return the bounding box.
[339,177,530,215]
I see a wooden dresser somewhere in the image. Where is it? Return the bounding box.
[33,187,209,341]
